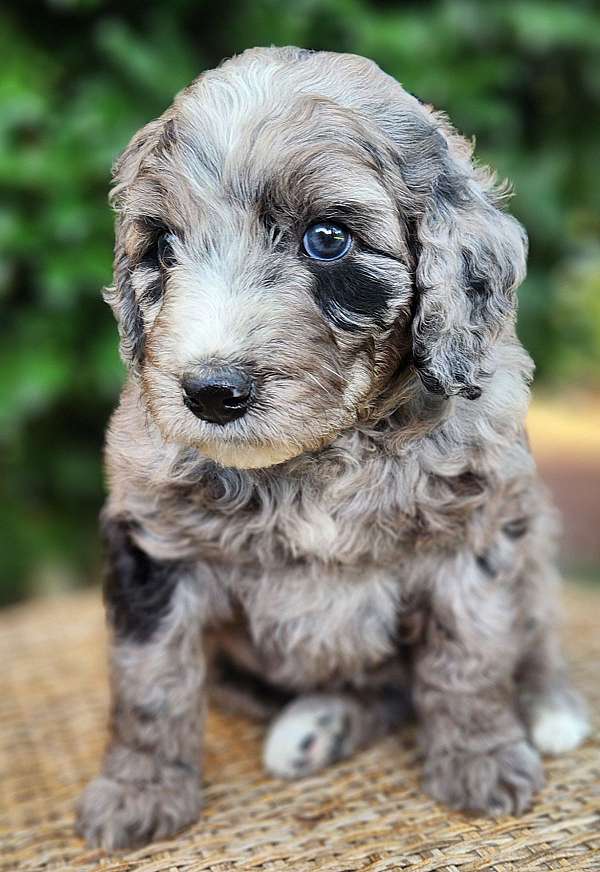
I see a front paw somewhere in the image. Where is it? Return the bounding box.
[76,767,202,851]
[423,740,544,816]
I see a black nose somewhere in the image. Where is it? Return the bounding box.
[181,367,254,425]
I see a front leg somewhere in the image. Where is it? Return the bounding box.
[76,518,206,850]
[413,553,544,816]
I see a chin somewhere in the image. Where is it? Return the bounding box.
[195,422,345,469]
[198,440,306,470]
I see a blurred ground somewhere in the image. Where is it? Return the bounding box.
[529,393,600,579]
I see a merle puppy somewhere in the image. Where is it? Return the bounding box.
[77,47,589,850]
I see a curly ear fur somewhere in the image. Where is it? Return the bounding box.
[104,117,173,368]
[407,125,528,400]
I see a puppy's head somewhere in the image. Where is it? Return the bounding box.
[107,46,527,468]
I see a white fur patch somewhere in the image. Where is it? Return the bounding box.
[263,698,352,779]
[530,705,590,756]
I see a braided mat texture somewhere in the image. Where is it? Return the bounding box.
[1,585,598,872]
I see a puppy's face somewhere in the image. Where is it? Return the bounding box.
[109,48,527,468]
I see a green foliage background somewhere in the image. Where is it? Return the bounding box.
[2,0,600,604]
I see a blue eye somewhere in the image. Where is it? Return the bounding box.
[302,222,352,261]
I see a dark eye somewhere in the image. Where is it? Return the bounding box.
[138,217,177,271]
[157,232,176,268]
[302,222,352,261]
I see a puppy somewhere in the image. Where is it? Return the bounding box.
[77,47,589,850]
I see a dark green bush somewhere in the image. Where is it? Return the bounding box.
[2,0,599,603]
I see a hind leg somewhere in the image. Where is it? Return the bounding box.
[518,627,589,756]
[515,508,590,756]
[263,684,411,780]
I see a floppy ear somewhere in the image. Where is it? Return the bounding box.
[104,118,168,368]
[408,130,528,400]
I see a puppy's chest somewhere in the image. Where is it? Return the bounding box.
[274,493,362,563]
[188,468,412,683]
[231,566,405,686]
[204,474,413,684]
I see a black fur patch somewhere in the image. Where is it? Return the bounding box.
[102,517,182,644]
[122,279,145,362]
[139,270,164,306]
[253,181,280,239]
[159,118,177,153]
[462,246,516,306]
[306,259,395,331]
[434,169,472,208]
[293,47,315,61]
[361,140,386,174]
[458,382,482,401]
[113,247,146,364]
[213,651,294,709]
[461,248,491,298]
[405,88,425,105]
[389,116,449,192]
[476,552,497,578]
[404,217,422,271]
[412,338,483,400]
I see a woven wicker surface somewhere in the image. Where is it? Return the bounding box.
[0,586,598,872]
